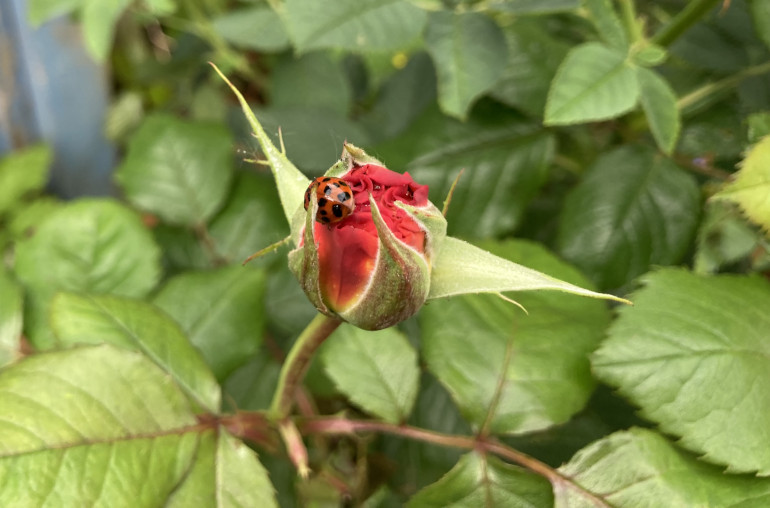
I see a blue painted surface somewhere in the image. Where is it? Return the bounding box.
[0,0,116,197]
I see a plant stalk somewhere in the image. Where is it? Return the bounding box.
[268,313,342,420]
[650,0,720,48]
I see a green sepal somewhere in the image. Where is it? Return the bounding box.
[210,63,309,224]
[428,237,631,304]
[395,200,447,266]
[336,195,431,330]
[288,192,328,314]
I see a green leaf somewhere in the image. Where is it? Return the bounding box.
[376,106,555,239]
[593,269,770,475]
[748,112,770,144]
[283,0,427,53]
[50,292,221,413]
[486,0,579,14]
[694,201,759,274]
[490,21,569,118]
[0,144,51,214]
[632,43,668,66]
[14,199,161,349]
[212,64,310,224]
[425,11,508,120]
[269,52,352,116]
[557,145,700,289]
[153,266,267,379]
[0,270,22,368]
[360,52,437,142]
[559,428,770,507]
[212,6,290,51]
[224,349,282,411]
[408,452,553,507]
[321,325,419,424]
[209,172,289,264]
[144,0,175,16]
[713,135,770,235]
[752,0,770,50]
[422,240,612,434]
[7,197,62,239]
[81,0,130,61]
[115,114,234,226]
[28,0,81,24]
[382,373,471,492]
[0,345,278,506]
[545,42,639,125]
[582,0,628,49]
[429,237,629,304]
[637,68,681,154]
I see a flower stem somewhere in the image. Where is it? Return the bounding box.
[268,314,342,421]
[650,0,720,48]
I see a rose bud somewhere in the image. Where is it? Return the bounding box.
[288,144,447,330]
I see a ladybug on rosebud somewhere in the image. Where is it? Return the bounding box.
[304,177,354,224]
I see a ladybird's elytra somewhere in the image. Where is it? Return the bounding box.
[304,176,354,224]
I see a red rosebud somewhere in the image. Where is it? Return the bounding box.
[289,145,446,330]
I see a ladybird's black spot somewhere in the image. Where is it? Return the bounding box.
[322,177,331,182]
[318,198,328,207]
[319,209,328,215]
[324,186,333,196]
[332,204,343,217]
[338,192,351,202]
[330,181,340,188]
[320,216,330,223]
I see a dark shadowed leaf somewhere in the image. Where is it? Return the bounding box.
[376,106,554,239]
[557,145,700,289]
[425,11,508,119]
[269,52,352,116]
[594,269,770,475]
[408,452,553,507]
[116,114,234,226]
[154,266,267,379]
[421,240,611,434]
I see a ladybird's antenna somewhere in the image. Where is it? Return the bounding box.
[442,168,465,217]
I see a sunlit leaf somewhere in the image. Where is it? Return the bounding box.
[213,6,290,51]
[0,144,51,215]
[0,270,22,368]
[559,428,770,507]
[713,135,770,235]
[50,292,221,412]
[593,269,770,475]
[14,199,161,349]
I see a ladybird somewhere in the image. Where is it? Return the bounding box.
[304,176,355,224]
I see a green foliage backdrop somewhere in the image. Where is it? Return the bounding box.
[2,0,770,506]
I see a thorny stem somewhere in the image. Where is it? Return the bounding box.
[268,313,342,421]
[677,61,770,116]
[300,417,610,507]
[650,0,720,48]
